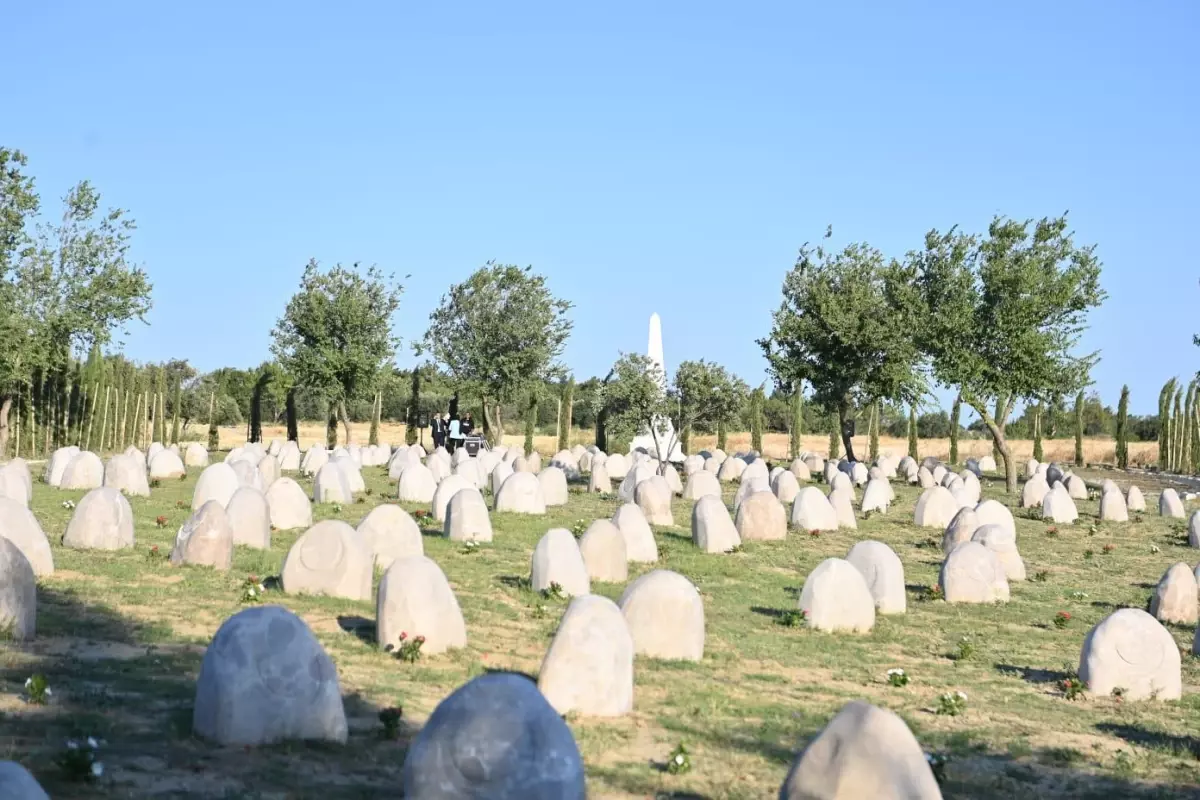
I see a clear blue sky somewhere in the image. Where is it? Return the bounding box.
[7,2,1197,415]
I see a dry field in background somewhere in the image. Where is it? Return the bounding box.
[214,424,1159,468]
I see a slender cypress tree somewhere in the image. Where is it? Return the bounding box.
[1158,379,1173,470]
[907,405,918,459]
[1033,403,1044,462]
[524,390,537,457]
[869,400,880,461]
[1192,387,1200,474]
[1073,390,1085,466]
[1172,385,1184,472]
[207,392,219,450]
[789,384,804,460]
[171,376,182,444]
[949,393,962,465]
[1115,385,1130,469]
[153,368,167,443]
[1182,382,1196,473]
[286,387,299,442]
[749,386,764,454]
[557,377,575,451]
[405,368,421,446]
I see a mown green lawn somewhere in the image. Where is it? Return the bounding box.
[3,457,1200,799]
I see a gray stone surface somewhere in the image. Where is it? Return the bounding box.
[683,470,721,501]
[845,540,906,614]
[0,498,53,576]
[611,503,658,562]
[942,507,980,554]
[736,491,787,541]
[62,487,135,550]
[578,519,628,582]
[265,477,313,531]
[971,524,1025,582]
[1149,562,1198,625]
[398,462,437,504]
[358,504,425,567]
[401,672,585,799]
[193,605,347,745]
[538,466,570,507]
[193,463,240,510]
[0,537,36,640]
[104,453,151,497]
[619,569,704,660]
[149,449,187,480]
[171,501,234,569]
[913,486,956,528]
[280,520,372,600]
[939,541,1009,604]
[226,487,271,549]
[444,488,493,544]
[691,494,741,554]
[798,558,876,633]
[537,595,634,717]
[1079,608,1181,700]
[1160,489,1186,518]
[531,528,590,596]
[60,451,104,490]
[377,555,467,654]
[791,486,838,531]
[494,472,547,515]
[0,761,49,799]
[779,700,942,800]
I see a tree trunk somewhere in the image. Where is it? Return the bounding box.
[966,394,1017,494]
[338,399,352,444]
[0,396,11,458]
[838,397,857,463]
[949,392,961,465]
[482,399,504,447]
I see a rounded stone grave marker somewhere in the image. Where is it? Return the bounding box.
[377,555,467,655]
[1079,608,1181,700]
[798,558,876,633]
[939,541,1009,604]
[537,595,634,717]
[62,487,135,551]
[280,520,372,601]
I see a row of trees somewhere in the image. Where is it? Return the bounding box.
[759,217,1106,493]
[0,148,153,457]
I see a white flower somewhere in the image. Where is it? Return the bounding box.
[24,678,31,688]
[956,691,967,700]
[87,737,98,749]
[887,668,905,676]
[246,588,256,597]
[91,762,104,777]
[674,754,685,765]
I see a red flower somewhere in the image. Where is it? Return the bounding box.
[808,529,820,537]
[415,635,426,644]
[1057,611,1071,620]
[398,632,408,641]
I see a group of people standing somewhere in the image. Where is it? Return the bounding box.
[431,411,474,453]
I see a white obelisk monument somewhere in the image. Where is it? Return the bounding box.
[630,312,684,462]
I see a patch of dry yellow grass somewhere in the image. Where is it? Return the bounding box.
[211,423,1156,467]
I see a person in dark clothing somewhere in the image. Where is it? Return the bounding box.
[460,413,474,438]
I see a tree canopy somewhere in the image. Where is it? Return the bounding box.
[419,262,572,444]
[672,359,748,439]
[271,259,402,443]
[0,149,153,454]
[759,233,925,462]
[597,353,675,461]
[913,214,1105,491]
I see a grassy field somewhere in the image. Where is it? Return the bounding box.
[3,456,1199,798]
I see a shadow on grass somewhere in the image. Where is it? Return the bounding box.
[6,587,408,796]
[1095,723,1200,760]
[995,663,1070,684]
[337,614,376,644]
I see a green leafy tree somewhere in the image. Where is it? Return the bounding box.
[286,386,299,442]
[1115,385,1129,469]
[0,159,151,456]
[913,215,1104,493]
[671,360,748,457]
[1172,384,1184,472]
[599,354,676,463]
[272,259,402,444]
[206,392,219,450]
[760,233,925,463]
[419,262,572,446]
